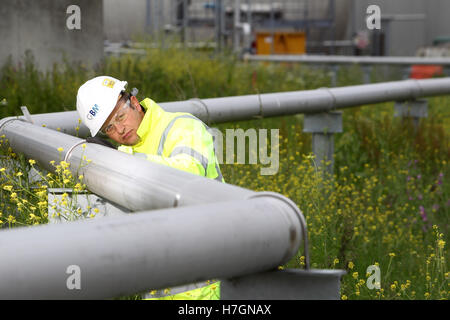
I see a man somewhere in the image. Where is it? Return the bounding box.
[76,76,223,299]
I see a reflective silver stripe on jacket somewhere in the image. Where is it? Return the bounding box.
[157,115,199,156]
[143,280,217,299]
[157,114,223,181]
[170,146,208,175]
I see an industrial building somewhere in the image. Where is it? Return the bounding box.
[2,0,450,70]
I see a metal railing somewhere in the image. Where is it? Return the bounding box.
[244,54,450,85]
[244,54,450,66]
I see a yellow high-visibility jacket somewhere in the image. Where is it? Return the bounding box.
[118,97,223,300]
[118,98,224,183]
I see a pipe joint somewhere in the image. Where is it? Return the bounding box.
[317,87,337,112]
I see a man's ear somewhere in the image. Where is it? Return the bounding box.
[130,95,140,108]
[130,95,145,115]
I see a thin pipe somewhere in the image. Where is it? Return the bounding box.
[245,54,450,66]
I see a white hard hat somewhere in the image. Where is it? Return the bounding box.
[76,76,128,137]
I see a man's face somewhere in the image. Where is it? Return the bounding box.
[101,95,145,146]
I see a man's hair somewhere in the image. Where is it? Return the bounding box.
[121,91,145,113]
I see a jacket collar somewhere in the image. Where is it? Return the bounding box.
[134,98,153,147]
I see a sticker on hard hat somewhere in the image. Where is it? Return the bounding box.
[87,104,100,120]
[102,78,115,88]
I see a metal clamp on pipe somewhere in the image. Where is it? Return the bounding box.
[64,138,117,163]
[409,79,424,100]
[189,98,211,126]
[0,107,35,132]
[64,140,87,163]
[317,87,337,112]
[0,117,25,133]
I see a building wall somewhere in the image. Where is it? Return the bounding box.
[0,0,103,70]
[103,0,147,42]
[424,0,450,45]
[352,0,450,56]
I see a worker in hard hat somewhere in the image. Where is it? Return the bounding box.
[76,76,223,300]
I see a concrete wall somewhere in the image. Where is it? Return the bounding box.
[103,0,147,42]
[424,0,450,45]
[352,0,450,56]
[0,0,104,71]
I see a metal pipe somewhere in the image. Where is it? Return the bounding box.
[245,54,450,66]
[0,119,254,212]
[0,196,304,299]
[19,77,450,134]
[11,77,450,140]
[160,78,450,120]
[7,111,89,137]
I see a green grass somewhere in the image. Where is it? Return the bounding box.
[0,45,448,300]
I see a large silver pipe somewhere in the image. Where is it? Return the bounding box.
[0,196,304,299]
[0,119,254,211]
[244,54,450,66]
[19,78,450,132]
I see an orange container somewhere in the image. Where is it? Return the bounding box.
[410,65,443,79]
[256,31,306,55]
